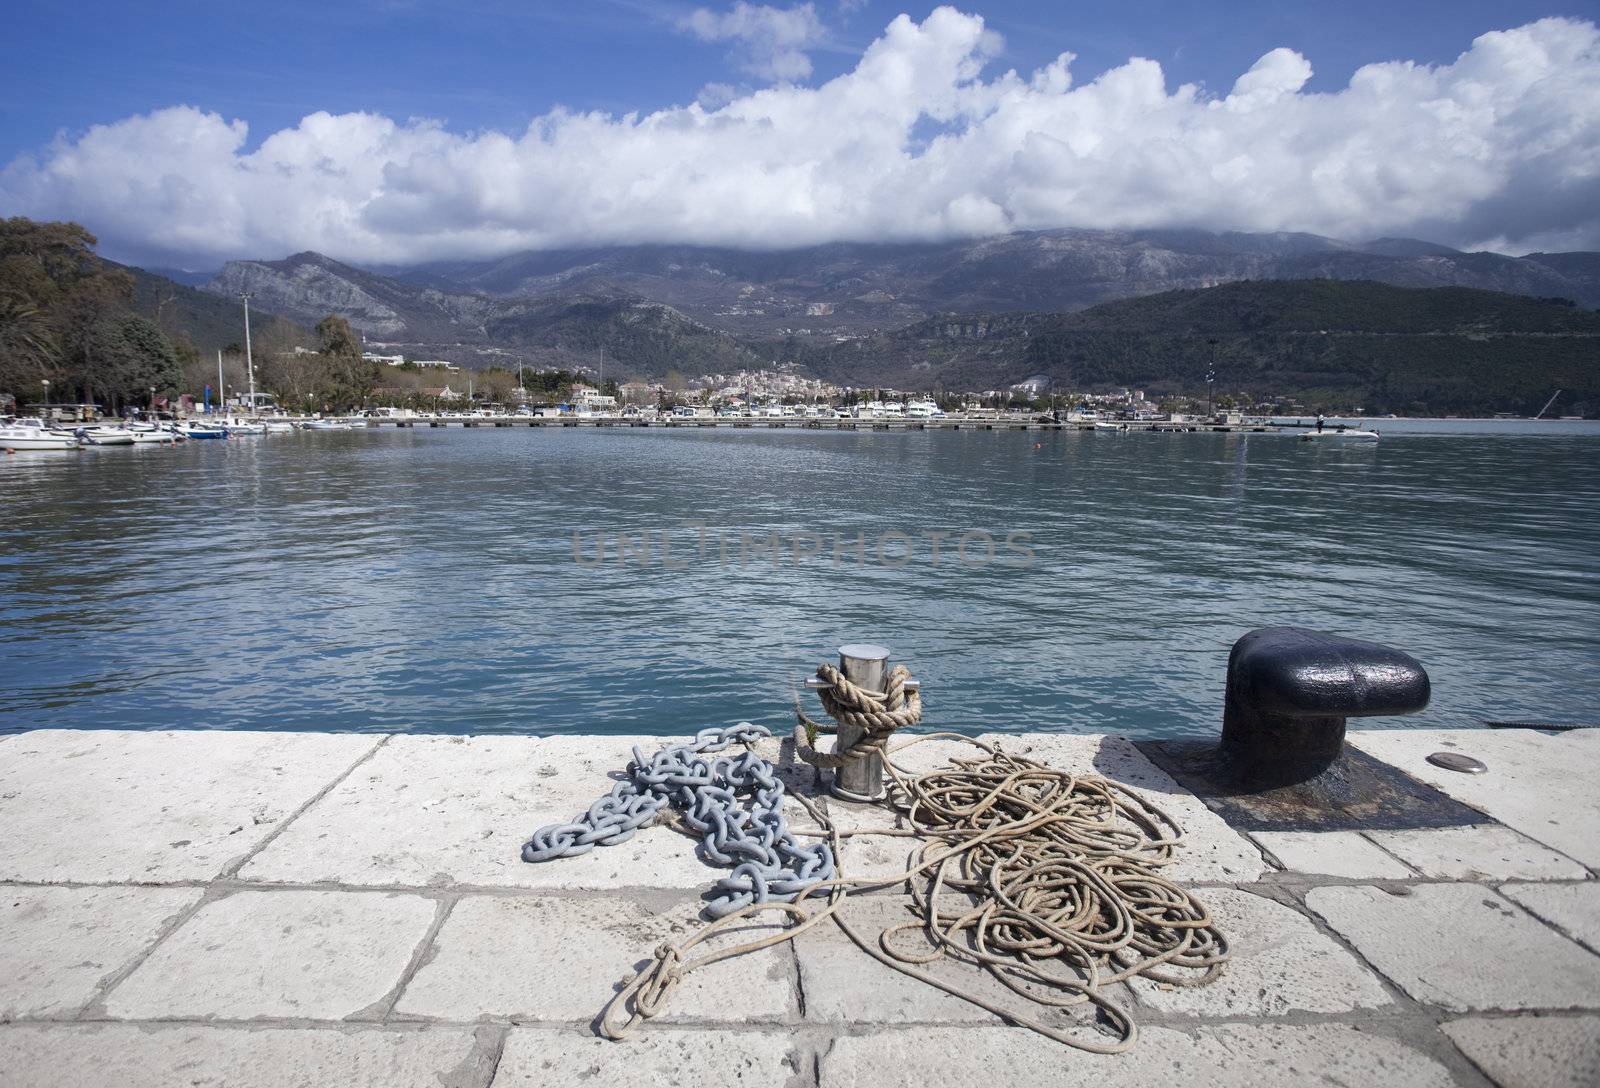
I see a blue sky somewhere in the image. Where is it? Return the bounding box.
[3,2,1598,265]
[1,0,1582,161]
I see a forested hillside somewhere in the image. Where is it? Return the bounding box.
[772,280,1600,415]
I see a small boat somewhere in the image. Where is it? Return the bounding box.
[218,417,267,435]
[1092,420,1128,432]
[300,418,364,430]
[1300,428,1380,441]
[0,417,83,450]
[260,420,295,433]
[125,423,181,444]
[175,420,228,440]
[78,425,136,446]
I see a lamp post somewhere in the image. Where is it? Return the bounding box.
[1206,368,1216,417]
[149,385,156,419]
[40,378,50,417]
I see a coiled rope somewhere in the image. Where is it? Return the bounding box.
[594,730,1230,1053]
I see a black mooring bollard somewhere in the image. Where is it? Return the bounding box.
[1220,626,1431,789]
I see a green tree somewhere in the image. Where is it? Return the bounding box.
[311,314,380,410]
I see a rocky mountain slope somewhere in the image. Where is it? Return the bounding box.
[384,229,1600,336]
[205,251,760,373]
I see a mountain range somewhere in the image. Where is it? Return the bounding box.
[200,228,1600,353]
[111,226,1599,412]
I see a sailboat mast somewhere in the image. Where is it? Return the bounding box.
[241,293,256,404]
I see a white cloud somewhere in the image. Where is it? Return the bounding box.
[681,3,826,82]
[4,7,1599,267]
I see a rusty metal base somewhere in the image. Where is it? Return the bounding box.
[1135,740,1488,832]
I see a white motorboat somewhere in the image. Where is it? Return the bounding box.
[78,425,136,446]
[1300,428,1380,441]
[218,417,267,435]
[125,423,181,444]
[260,420,295,433]
[0,417,83,450]
[300,419,346,430]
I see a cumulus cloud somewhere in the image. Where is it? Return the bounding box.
[3,6,1599,267]
[681,2,826,82]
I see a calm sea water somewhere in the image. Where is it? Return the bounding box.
[2,420,1597,738]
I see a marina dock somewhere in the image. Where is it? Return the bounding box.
[1,724,1594,1087]
[357,415,1282,433]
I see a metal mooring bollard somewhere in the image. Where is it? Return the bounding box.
[831,642,891,802]
[1221,626,1431,789]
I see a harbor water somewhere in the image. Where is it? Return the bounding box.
[2,421,1597,737]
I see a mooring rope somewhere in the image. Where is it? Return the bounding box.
[791,661,922,768]
[592,730,1230,1053]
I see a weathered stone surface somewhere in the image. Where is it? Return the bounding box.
[1307,884,1600,1011]
[1442,1015,1600,1088]
[1502,883,1600,954]
[820,1023,1457,1087]
[1349,728,1600,868]
[105,890,437,1020]
[243,734,824,890]
[0,729,380,883]
[1129,887,1392,1016]
[988,733,1267,882]
[492,1027,807,1087]
[1251,831,1415,879]
[794,892,1135,1027]
[0,1024,481,1088]
[834,834,922,884]
[0,886,200,1019]
[1368,826,1587,881]
[817,735,981,833]
[395,894,793,1022]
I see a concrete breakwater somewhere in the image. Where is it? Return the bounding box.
[0,724,1595,1087]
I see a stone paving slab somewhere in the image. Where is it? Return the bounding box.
[492,1027,807,1088]
[987,733,1267,883]
[395,893,795,1023]
[1249,831,1416,879]
[0,730,380,883]
[1126,887,1392,1017]
[1307,883,1600,1012]
[793,892,1136,1027]
[241,734,831,890]
[820,1023,1458,1087]
[104,890,438,1020]
[0,1024,485,1088]
[1501,883,1600,954]
[1349,728,1600,869]
[1441,1015,1600,1088]
[0,886,201,1019]
[1368,826,1588,881]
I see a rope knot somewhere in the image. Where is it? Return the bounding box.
[794,661,922,770]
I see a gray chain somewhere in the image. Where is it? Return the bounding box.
[521,723,835,918]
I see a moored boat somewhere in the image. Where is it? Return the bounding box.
[125,423,185,443]
[175,420,228,439]
[0,417,83,450]
[78,425,136,446]
[1300,428,1380,441]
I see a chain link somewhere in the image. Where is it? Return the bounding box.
[521,723,834,917]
